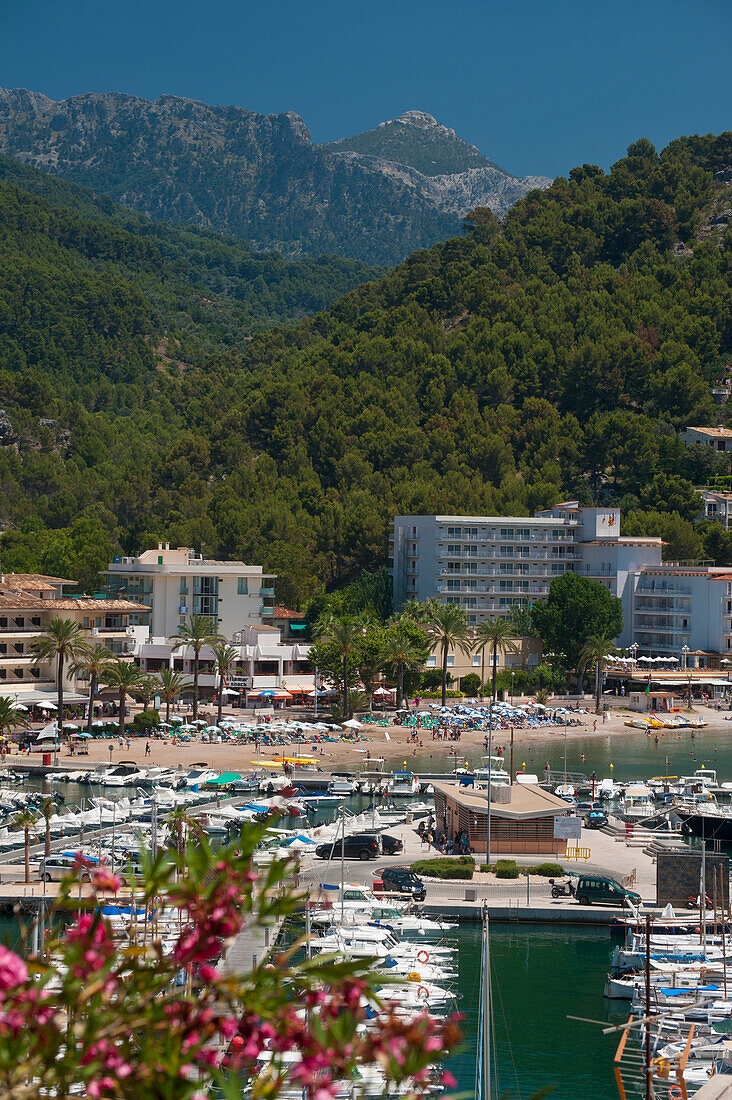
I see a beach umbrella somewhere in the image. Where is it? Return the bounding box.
[170,716,184,724]
[342,718,362,730]
[38,702,57,710]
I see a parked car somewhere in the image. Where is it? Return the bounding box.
[575,801,593,817]
[38,853,102,882]
[585,809,608,829]
[358,832,403,855]
[315,834,380,861]
[380,866,426,901]
[380,833,404,855]
[575,874,641,908]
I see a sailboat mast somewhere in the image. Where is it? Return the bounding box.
[483,908,491,1100]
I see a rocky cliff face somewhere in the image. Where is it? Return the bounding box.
[0,90,550,264]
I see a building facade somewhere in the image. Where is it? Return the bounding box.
[432,781,570,856]
[391,507,663,644]
[683,426,732,453]
[105,546,314,702]
[698,488,732,530]
[104,544,276,639]
[0,571,149,708]
[628,565,732,661]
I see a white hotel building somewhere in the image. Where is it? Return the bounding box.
[391,505,664,650]
[103,546,312,699]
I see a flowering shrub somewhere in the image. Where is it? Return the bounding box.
[0,815,461,1098]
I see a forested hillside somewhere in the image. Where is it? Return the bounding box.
[1,135,731,604]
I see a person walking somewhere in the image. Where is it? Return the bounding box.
[145,740,151,757]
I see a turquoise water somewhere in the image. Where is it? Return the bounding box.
[448,922,623,1099]
[407,721,732,784]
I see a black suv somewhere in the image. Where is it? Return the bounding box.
[380,866,426,901]
[315,834,380,861]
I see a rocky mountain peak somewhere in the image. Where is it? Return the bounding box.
[391,110,456,139]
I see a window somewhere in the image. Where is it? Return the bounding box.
[446,656,454,667]
[472,655,481,667]
[465,527,478,539]
[446,578,461,591]
[179,579,189,595]
[446,544,461,555]
[193,576,218,618]
[500,528,513,540]
[445,596,461,605]
[463,597,477,608]
[499,546,514,558]
[465,544,478,557]
[517,545,530,558]
[464,562,477,574]
[447,527,461,539]
[426,656,436,668]
[517,528,531,541]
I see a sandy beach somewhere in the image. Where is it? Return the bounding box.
[2,705,671,776]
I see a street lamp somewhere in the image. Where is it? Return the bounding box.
[510,671,515,706]
[681,644,690,672]
[629,642,639,666]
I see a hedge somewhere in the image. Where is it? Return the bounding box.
[480,860,564,878]
[410,857,475,880]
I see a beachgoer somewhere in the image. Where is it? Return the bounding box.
[145,741,151,757]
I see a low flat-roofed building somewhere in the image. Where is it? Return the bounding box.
[432,780,570,856]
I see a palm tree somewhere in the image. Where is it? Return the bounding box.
[0,696,29,741]
[12,807,39,884]
[379,626,425,709]
[425,603,473,707]
[474,619,520,705]
[157,668,193,724]
[579,634,619,714]
[313,613,364,719]
[30,618,86,738]
[132,674,160,712]
[70,644,114,735]
[102,660,145,738]
[41,796,54,860]
[169,615,224,721]
[211,642,240,727]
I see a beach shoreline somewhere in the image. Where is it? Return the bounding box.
[4,704,713,776]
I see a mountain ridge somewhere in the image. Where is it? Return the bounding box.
[0,88,550,264]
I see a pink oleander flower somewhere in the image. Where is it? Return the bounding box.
[0,946,27,993]
[91,869,123,893]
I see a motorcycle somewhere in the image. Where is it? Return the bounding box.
[549,877,576,899]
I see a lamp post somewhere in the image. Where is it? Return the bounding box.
[681,644,690,672]
[510,671,515,707]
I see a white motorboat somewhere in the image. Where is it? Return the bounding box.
[383,771,421,798]
[621,783,656,821]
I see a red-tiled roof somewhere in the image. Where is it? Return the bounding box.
[273,606,305,620]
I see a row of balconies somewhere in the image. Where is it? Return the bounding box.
[636,584,692,596]
[635,598,692,612]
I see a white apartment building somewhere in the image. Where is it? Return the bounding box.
[0,571,149,708]
[628,565,732,662]
[391,506,663,641]
[104,546,313,702]
[103,544,276,638]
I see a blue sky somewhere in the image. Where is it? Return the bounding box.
[3,0,730,177]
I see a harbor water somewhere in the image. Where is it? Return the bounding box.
[449,922,623,1099]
